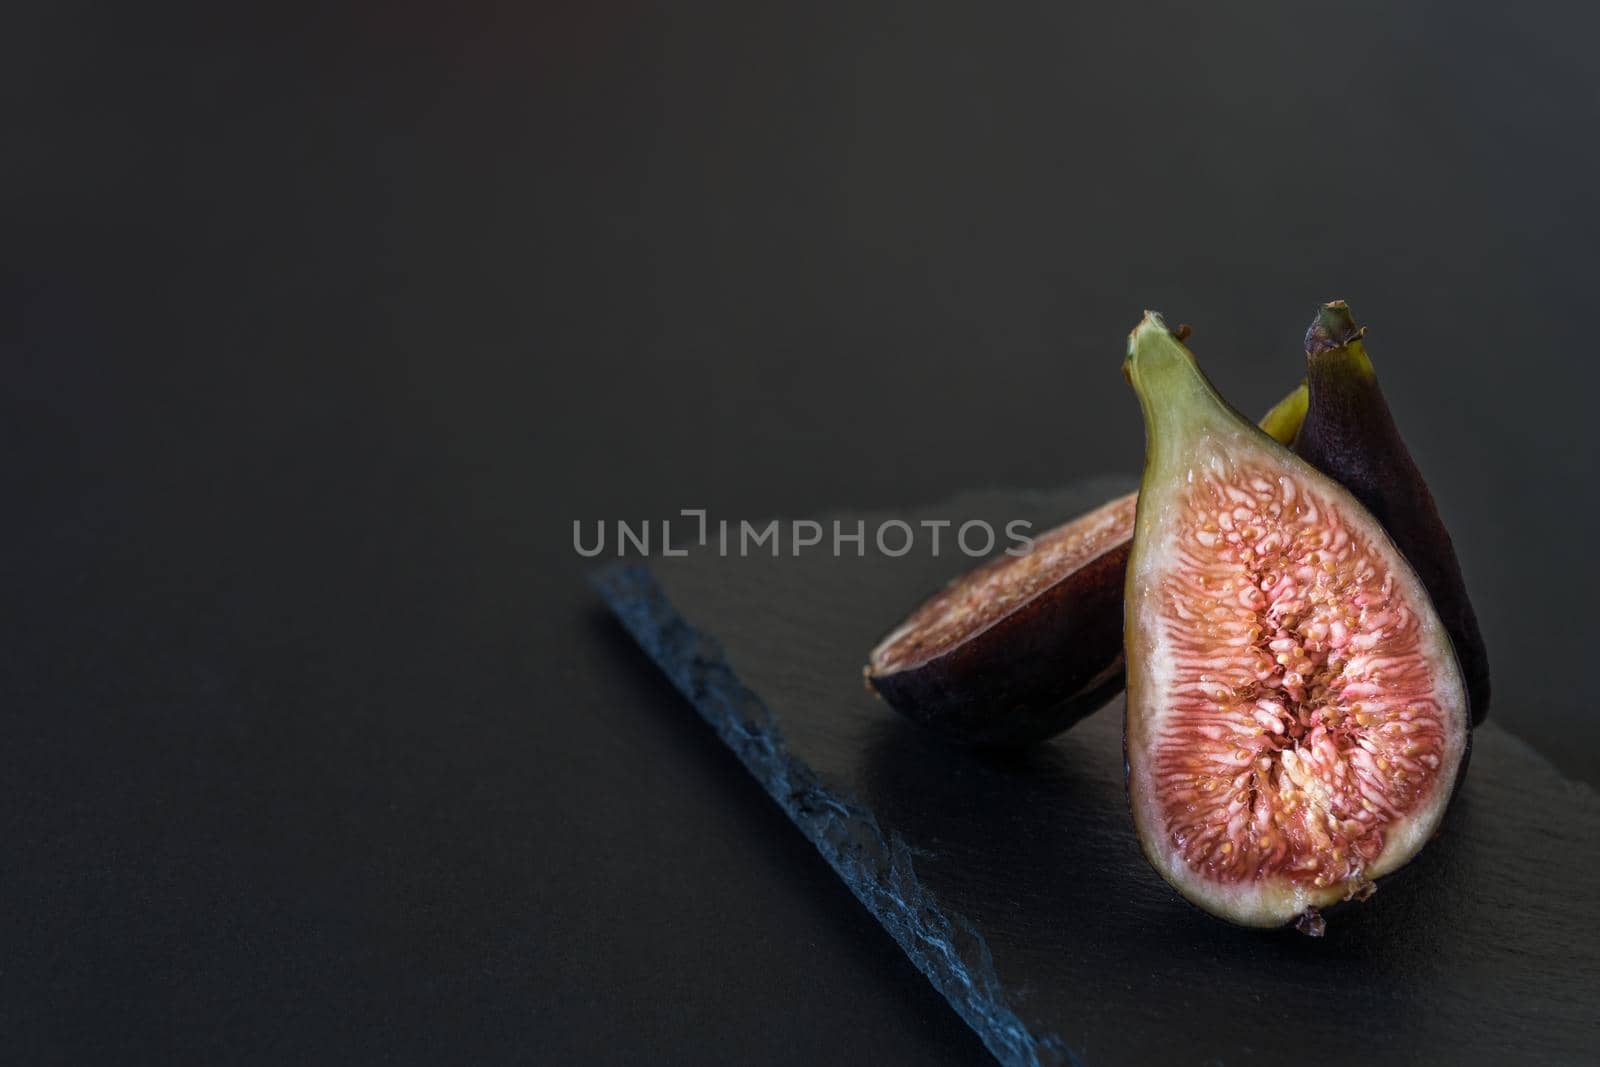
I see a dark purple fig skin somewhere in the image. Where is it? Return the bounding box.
[1296,301,1491,724]
[866,514,1132,747]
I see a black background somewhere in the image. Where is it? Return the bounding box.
[9,3,1599,1063]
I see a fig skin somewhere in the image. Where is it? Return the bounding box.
[1121,313,1470,929]
[1295,301,1491,724]
[866,503,1134,747]
[866,385,1307,748]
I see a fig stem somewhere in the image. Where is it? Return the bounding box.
[1124,312,1252,461]
[1303,301,1382,420]
[1305,300,1376,382]
[1306,299,1366,352]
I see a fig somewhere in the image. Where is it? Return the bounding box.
[1122,313,1468,928]
[1295,301,1491,723]
[866,491,1137,747]
[865,379,1308,747]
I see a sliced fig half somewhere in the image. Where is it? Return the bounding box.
[867,492,1137,746]
[1296,301,1491,723]
[866,382,1308,747]
[1123,313,1469,928]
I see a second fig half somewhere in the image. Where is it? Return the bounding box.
[1122,313,1470,928]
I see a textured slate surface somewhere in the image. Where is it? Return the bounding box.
[595,481,1600,1067]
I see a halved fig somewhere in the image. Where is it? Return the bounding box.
[867,492,1137,746]
[1295,301,1491,723]
[865,381,1308,747]
[1123,313,1468,928]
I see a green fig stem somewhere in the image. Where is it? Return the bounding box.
[1306,299,1365,353]
[1301,301,1388,443]
[1305,300,1377,386]
[1124,312,1249,465]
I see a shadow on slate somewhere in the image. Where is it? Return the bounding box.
[593,478,1600,1067]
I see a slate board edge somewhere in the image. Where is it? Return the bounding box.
[592,562,1077,1067]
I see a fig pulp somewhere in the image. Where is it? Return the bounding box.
[1296,301,1491,723]
[1123,313,1468,928]
[865,382,1307,747]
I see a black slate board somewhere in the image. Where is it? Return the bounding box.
[594,481,1600,1066]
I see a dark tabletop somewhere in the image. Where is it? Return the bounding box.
[9,3,1600,1063]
